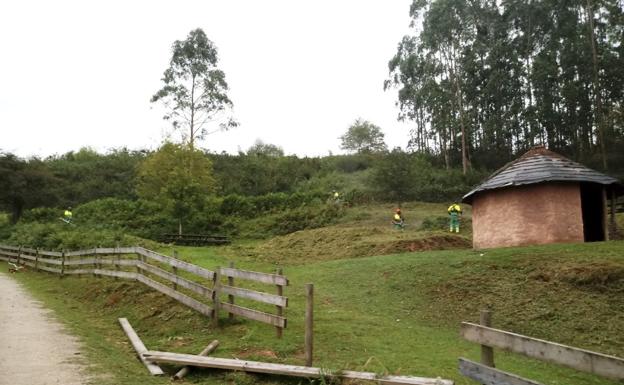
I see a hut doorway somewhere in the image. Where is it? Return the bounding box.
[580,183,605,242]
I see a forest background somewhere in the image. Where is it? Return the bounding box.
[1,0,623,249]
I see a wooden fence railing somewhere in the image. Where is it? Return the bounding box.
[0,244,288,336]
[458,311,624,384]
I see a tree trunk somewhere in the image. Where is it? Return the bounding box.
[585,0,607,169]
[189,74,196,150]
[178,219,183,236]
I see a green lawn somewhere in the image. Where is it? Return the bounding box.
[4,239,624,385]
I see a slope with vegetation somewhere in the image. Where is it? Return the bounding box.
[4,237,623,385]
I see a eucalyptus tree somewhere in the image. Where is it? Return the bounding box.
[152,28,236,149]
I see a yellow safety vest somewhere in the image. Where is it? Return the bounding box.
[64,210,72,218]
[448,204,461,214]
[394,213,401,221]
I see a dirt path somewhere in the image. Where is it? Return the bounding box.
[0,272,90,385]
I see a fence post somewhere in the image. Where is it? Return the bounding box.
[60,250,65,278]
[17,245,22,266]
[172,250,179,290]
[93,247,98,277]
[305,283,314,367]
[276,267,284,338]
[480,310,495,367]
[212,267,221,328]
[227,261,235,320]
[115,243,120,281]
[34,248,39,271]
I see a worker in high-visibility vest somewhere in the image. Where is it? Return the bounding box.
[392,208,405,230]
[63,207,73,223]
[447,202,462,233]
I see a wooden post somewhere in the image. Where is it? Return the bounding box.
[135,249,141,274]
[603,187,609,241]
[34,248,39,271]
[227,261,235,320]
[480,310,495,367]
[212,268,221,328]
[173,340,220,380]
[93,247,97,277]
[60,250,65,278]
[610,189,617,237]
[17,245,22,266]
[172,250,179,290]
[115,243,120,281]
[305,283,314,367]
[276,267,284,338]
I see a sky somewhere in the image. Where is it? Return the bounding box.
[0,0,415,158]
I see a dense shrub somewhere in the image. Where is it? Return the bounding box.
[260,203,344,236]
[5,222,158,250]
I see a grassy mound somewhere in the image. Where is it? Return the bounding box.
[230,225,470,264]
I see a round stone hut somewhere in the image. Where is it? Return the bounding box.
[462,147,623,249]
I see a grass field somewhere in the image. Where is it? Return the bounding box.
[4,236,624,384]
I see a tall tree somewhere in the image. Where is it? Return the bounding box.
[340,119,388,153]
[151,28,236,149]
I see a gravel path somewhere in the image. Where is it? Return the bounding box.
[0,272,90,385]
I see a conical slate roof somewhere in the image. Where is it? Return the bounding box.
[462,147,623,204]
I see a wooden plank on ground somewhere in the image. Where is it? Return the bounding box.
[459,358,543,385]
[173,340,220,380]
[220,284,287,307]
[460,322,624,380]
[137,275,213,317]
[220,302,286,328]
[219,267,288,286]
[137,262,212,298]
[143,351,453,385]
[135,247,214,280]
[118,318,164,376]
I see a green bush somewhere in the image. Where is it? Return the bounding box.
[5,222,158,250]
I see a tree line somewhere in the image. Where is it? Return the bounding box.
[387,0,624,172]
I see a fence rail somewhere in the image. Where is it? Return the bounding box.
[459,312,624,383]
[0,244,288,335]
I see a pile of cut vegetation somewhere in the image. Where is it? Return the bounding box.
[227,225,471,264]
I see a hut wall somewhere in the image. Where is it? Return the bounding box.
[472,183,584,249]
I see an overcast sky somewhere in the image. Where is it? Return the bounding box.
[0,0,414,158]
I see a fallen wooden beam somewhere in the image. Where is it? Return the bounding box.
[118,318,164,376]
[143,350,453,385]
[172,340,220,380]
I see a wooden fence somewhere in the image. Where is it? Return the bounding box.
[458,310,624,384]
[0,244,288,336]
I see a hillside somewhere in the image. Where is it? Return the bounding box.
[4,224,624,385]
[226,201,472,264]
